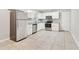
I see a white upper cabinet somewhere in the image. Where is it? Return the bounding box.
[43,12,59,19]
[16,11,27,19]
[37,13,45,19]
[27,10,38,19]
[37,11,59,20]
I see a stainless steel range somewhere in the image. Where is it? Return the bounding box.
[45,16,53,31]
[45,21,53,31]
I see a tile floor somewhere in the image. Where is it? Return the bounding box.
[0,30,79,50]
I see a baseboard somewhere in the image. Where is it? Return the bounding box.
[71,31,79,47]
[0,37,10,43]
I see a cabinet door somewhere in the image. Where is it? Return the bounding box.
[52,23,59,31]
[16,11,27,19]
[41,23,45,30]
[27,24,32,35]
[37,23,45,31]
[16,20,27,41]
[37,23,41,31]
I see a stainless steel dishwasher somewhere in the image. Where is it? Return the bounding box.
[32,24,37,34]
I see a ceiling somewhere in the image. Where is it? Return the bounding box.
[33,9,59,13]
[20,9,71,13]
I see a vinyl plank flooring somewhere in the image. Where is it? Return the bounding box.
[0,30,79,50]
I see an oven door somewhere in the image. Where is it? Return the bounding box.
[45,23,52,31]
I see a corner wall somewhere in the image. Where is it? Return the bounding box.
[0,9,10,41]
[71,9,79,47]
[60,11,71,31]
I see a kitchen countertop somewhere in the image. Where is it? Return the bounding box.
[27,19,60,25]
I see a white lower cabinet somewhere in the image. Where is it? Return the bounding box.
[37,23,41,31]
[27,24,32,35]
[52,23,59,31]
[41,23,45,30]
[16,20,27,41]
[16,20,33,41]
[37,23,45,31]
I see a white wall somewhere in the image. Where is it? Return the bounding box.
[0,9,10,41]
[71,9,79,47]
[61,11,71,31]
